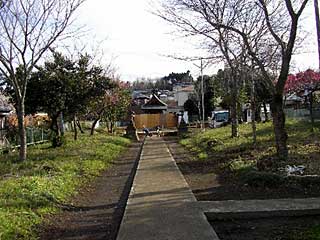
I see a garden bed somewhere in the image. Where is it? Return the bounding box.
[165,136,320,201]
[165,120,320,201]
[210,214,320,240]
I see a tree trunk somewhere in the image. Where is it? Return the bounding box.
[110,121,114,134]
[309,91,315,132]
[17,102,27,161]
[90,117,100,135]
[263,102,269,122]
[229,72,239,138]
[230,82,239,138]
[251,79,257,146]
[58,112,65,136]
[230,97,238,138]
[251,107,257,146]
[197,102,201,122]
[90,109,104,135]
[314,0,320,69]
[106,120,110,133]
[50,114,62,147]
[73,116,78,141]
[255,103,262,122]
[271,94,288,159]
[76,118,84,134]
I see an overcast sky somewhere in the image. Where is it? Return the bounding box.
[75,0,319,82]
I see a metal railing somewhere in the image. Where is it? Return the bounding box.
[0,127,49,151]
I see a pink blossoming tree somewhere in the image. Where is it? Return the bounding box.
[285,69,320,130]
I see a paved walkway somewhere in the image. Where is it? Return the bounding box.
[117,137,320,240]
[116,137,219,240]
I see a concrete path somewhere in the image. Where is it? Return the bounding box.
[200,198,320,214]
[116,137,219,240]
[200,198,320,221]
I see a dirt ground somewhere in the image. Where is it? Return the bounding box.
[164,136,320,239]
[38,141,142,240]
[210,215,320,240]
[164,137,320,201]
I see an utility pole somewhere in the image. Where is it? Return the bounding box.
[315,0,320,70]
[187,57,209,130]
[165,55,213,129]
[200,58,205,129]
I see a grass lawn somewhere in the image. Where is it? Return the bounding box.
[181,119,320,176]
[180,119,320,238]
[0,132,130,240]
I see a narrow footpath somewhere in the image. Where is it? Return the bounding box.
[117,137,218,240]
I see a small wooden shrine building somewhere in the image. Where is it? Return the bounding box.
[141,93,167,114]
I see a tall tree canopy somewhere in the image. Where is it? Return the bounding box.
[0,0,85,160]
[132,71,193,91]
[25,52,112,146]
[102,81,131,133]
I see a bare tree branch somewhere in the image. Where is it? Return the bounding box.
[156,0,310,158]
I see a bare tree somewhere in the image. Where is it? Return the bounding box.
[315,0,320,69]
[157,0,309,159]
[156,3,244,137]
[0,0,86,161]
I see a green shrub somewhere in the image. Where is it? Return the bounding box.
[241,170,284,188]
[228,157,256,174]
[197,152,208,160]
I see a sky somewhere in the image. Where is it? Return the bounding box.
[75,0,319,82]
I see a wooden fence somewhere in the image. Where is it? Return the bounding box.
[134,113,177,129]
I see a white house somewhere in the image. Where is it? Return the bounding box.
[173,85,194,107]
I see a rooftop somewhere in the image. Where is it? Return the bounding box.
[142,94,167,110]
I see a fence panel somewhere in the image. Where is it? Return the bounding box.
[134,113,177,129]
[134,114,160,129]
[165,113,178,128]
[0,127,49,150]
[285,108,320,120]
